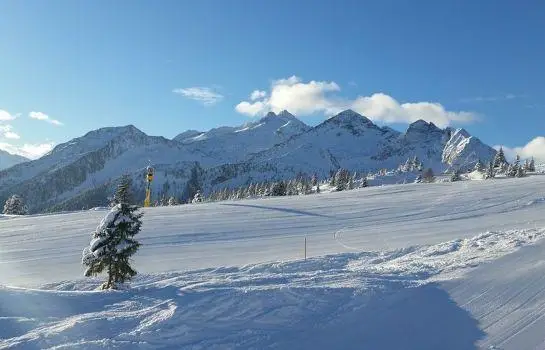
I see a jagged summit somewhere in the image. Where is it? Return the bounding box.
[407,119,440,133]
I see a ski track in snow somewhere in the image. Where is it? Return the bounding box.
[1,175,545,349]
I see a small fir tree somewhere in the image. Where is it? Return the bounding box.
[3,195,27,215]
[422,168,435,183]
[192,191,203,203]
[493,147,508,169]
[451,169,462,182]
[474,160,485,173]
[82,181,143,290]
[271,181,287,196]
[485,161,496,179]
[335,168,350,191]
[516,166,526,178]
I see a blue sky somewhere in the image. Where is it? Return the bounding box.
[0,0,544,159]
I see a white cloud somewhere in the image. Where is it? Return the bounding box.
[173,87,224,106]
[29,111,64,126]
[0,110,17,121]
[0,125,20,140]
[236,76,477,128]
[250,90,267,101]
[496,137,545,162]
[0,142,55,160]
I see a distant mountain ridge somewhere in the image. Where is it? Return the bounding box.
[0,110,497,213]
[0,150,28,171]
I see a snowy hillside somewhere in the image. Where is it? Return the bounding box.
[0,110,496,213]
[1,175,545,349]
[200,111,496,191]
[0,149,28,170]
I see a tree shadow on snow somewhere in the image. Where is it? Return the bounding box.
[221,203,334,219]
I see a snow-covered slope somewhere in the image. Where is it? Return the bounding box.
[1,176,545,349]
[201,111,496,190]
[0,149,28,170]
[174,110,311,164]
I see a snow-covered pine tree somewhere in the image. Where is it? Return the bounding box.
[311,174,318,187]
[474,160,485,173]
[316,183,321,193]
[168,196,178,206]
[493,147,508,169]
[347,175,355,190]
[335,168,350,191]
[485,161,496,179]
[412,156,420,172]
[516,165,526,178]
[3,194,27,215]
[451,169,462,182]
[111,175,134,207]
[528,157,536,172]
[360,176,369,188]
[160,195,168,206]
[508,155,521,177]
[329,171,336,187]
[271,181,287,196]
[192,191,203,203]
[82,181,143,290]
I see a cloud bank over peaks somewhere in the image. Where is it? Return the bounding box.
[236,76,477,128]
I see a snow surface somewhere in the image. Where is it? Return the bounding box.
[1,175,545,348]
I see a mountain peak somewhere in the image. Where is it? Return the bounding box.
[327,109,374,126]
[407,119,439,132]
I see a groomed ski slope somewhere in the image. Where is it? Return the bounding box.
[1,175,545,349]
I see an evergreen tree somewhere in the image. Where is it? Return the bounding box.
[316,183,321,193]
[414,175,423,183]
[111,175,133,206]
[528,158,536,172]
[493,147,508,169]
[451,169,462,182]
[192,191,203,203]
[311,173,318,187]
[329,172,336,187]
[335,168,350,191]
[516,166,526,178]
[160,195,168,206]
[360,176,369,188]
[168,196,178,206]
[474,160,485,173]
[422,168,435,183]
[347,175,355,190]
[412,156,420,172]
[485,161,496,179]
[82,181,143,290]
[3,194,27,215]
[271,181,287,196]
[508,155,521,177]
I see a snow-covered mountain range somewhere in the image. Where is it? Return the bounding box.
[0,110,497,212]
[0,149,28,170]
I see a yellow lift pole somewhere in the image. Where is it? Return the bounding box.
[144,166,154,207]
